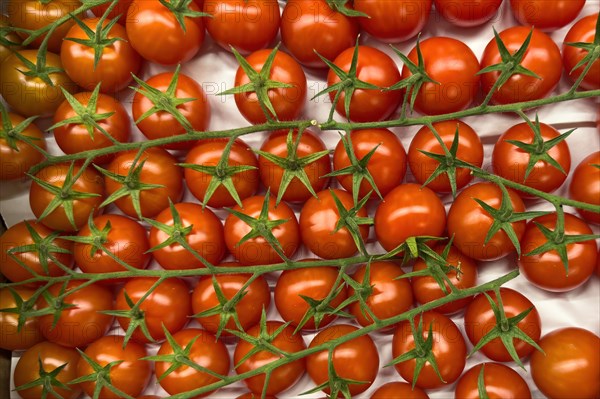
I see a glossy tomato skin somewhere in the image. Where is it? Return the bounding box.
[281,0,358,68]
[333,128,406,199]
[372,382,430,399]
[204,0,280,54]
[374,183,446,252]
[464,288,541,362]
[434,0,502,27]
[328,46,402,122]
[0,112,46,180]
[455,362,531,399]
[307,324,379,396]
[530,328,599,399]
[224,195,300,265]
[149,202,226,270]
[510,0,585,31]
[92,0,133,22]
[447,182,526,261]
[274,266,347,330]
[77,335,150,399]
[299,189,369,259]
[392,312,466,389]
[349,261,413,327]
[29,163,105,232]
[402,37,480,115]
[493,122,571,197]
[234,321,306,395]
[53,91,130,164]
[519,213,597,292]
[185,138,259,207]
[569,151,600,224]
[234,49,307,124]
[0,220,73,283]
[412,245,478,314]
[105,148,184,219]
[61,17,141,93]
[0,287,44,351]
[132,71,210,150]
[409,120,483,193]
[480,27,562,105]
[259,129,331,202]
[127,0,204,65]
[354,0,432,43]
[563,13,600,91]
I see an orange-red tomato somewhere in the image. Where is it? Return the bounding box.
[372,382,430,399]
[434,0,503,27]
[0,287,44,351]
[510,0,585,31]
[0,112,46,180]
[569,151,600,224]
[563,13,600,91]
[455,362,532,399]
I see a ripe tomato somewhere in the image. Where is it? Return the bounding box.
[29,163,105,232]
[280,0,358,68]
[234,321,306,395]
[0,220,73,283]
[392,312,466,389]
[412,245,478,314]
[480,27,562,105]
[61,17,141,93]
[274,266,347,330]
[307,324,379,395]
[0,15,23,64]
[37,280,114,348]
[132,71,210,150]
[77,335,150,399]
[53,91,131,164]
[259,129,331,202]
[510,0,585,31]
[149,202,226,269]
[224,194,300,265]
[0,287,44,351]
[569,151,600,224]
[563,13,600,91]
[464,288,541,362]
[519,212,597,292]
[531,328,599,399]
[374,183,446,252]
[104,148,184,219]
[434,0,502,27]
[327,46,402,122]
[92,0,133,22]
[204,0,280,54]
[447,182,526,261]
[299,189,369,259]
[455,362,531,399]
[184,138,260,208]
[234,48,307,124]
[155,328,230,397]
[0,111,46,180]
[401,37,480,115]
[372,382,429,399]
[333,128,407,199]
[408,120,483,193]
[349,261,413,327]
[354,0,432,43]
[127,0,204,65]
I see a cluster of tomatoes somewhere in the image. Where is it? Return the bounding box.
[1,0,600,398]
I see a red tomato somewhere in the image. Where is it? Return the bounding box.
[372,382,429,399]
[234,321,306,395]
[480,27,562,104]
[569,151,600,224]
[519,212,597,292]
[333,128,407,199]
[408,120,483,193]
[464,288,541,362]
[0,287,44,351]
[531,328,599,399]
[233,48,307,124]
[307,324,379,395]
[354,0,432,43]
[392,312,466,389]
[563,13,600,91]
[447,182,526,261]
[510,0,585,31]
[77,335,150,399]
[327,46,402,122]
[455,362,531,399]
[401,37,480,115]
[204,0,280,54]
[92,0,133,22]
[280,0,358,68]
[374,183,446,252]
[0,111,46,180]
[149,202,226,270]
[434,0,503,27]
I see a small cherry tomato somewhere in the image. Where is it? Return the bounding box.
[510,0,585,31]
[434,0,503,27]
[0,287,44,351]
[569,151,600,224]
[563,13,600,91]
[372,382,429,399]
[0,111,46,180]
[455,362,531,399]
